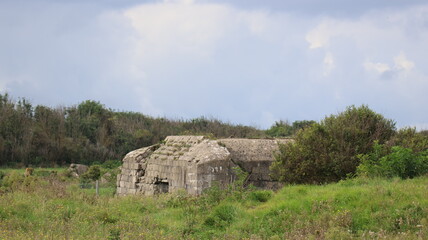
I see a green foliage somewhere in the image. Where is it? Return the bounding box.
[388,127,428,152]
[271,105,396,184]
[81,165,101,181]
[0,170,427,239]
[358,144,428,179]
[249,190,273,202]
[108,228,121,240]
[266,120,315,137]
[0,171,39,192]
[204,204,240,228]
[266,120,293,137]
[0,93,266,167]
[357,129,428,179]
[381,147,428,178]
[102,160,122,169]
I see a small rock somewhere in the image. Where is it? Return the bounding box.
[68,164,89,177]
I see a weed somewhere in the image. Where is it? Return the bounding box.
[0,169,427,239]
[249,190,273,203]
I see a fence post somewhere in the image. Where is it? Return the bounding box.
[96,180,99,196]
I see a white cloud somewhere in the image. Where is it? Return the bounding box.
[123,1,279,62]
[323,52,335,76]
[363,52,415,77]
[305,22,331,49]
[124,3,232,59]
[364,61,391,74]
[163,0,195,4]
[394,52,415,71]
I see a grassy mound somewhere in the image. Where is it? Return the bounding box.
[0,169,426,239]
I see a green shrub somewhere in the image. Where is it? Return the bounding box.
[266,120,293,137]
[33,169,57,177]
[166,190,190,208]
[380,147,427,178]
[201,183,224,206]
[102,160,122,169]
[388,127,428,153]
[108,228,121,240]
[249,190,273,202]
[0,171,41,192]
[271,105,395,184]
[204,204,239,228]
[81,165,101,181]
[358,145,428,179]
[266,120,316,137]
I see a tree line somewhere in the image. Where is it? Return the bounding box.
[0,93,268,167]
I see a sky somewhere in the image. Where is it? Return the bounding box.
[1,0,427,130]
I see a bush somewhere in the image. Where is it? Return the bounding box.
[358,144,428,179]
[81,165,101,181]
[249,190,273,202]
[80,165,101,188]
[1,171,40,192]
[266,120,316,137]
[204,204,239,228]
[388,127,428,153]
[102,160,122,169]
[271,105,396,184]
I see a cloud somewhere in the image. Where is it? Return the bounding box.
[1,0,428,129]
[364,62,391,74]
[363,52,415,80]
[305,22,331,49]
[394,52,415,71]
[124,2,232,59]
[123,1,279,61]
[163,0,196,4]
[323,52,335,76]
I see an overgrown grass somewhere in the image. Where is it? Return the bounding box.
[0,170,426,239]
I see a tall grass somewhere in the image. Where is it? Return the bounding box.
[0,169,426,239]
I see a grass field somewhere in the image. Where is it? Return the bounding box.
[0,168,426,239]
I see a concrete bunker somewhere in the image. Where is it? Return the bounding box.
[116,136,292,196]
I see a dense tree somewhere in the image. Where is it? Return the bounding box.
[271,105,396,184]
[0,94,266,167]
[266,120,316,137]
[0,95,34,166]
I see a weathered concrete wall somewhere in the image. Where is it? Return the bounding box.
[117,136,232,196]
[116,145,158,196]
[117,136,292,196]
[216,138,292,188]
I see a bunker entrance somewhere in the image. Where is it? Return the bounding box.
[154,180,169,194]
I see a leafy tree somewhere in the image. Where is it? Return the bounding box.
[81,165,101,181]
[387,127,428,153]
[0,94,267,167]
[0,94,34,166]
[292,120,316,132]
[266,120,316,137]
[271,105,396,184]
[266,120,293,137]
